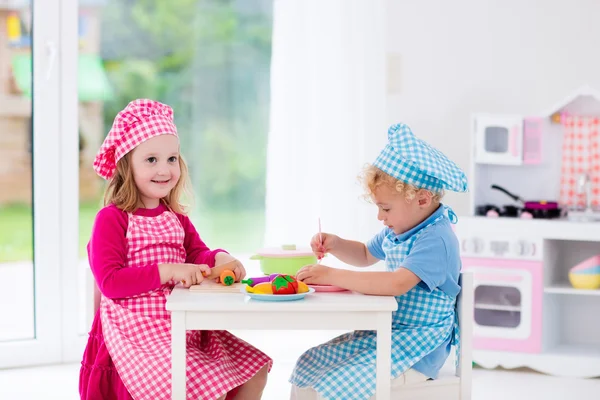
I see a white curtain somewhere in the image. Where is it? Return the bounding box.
[264,0,387,257]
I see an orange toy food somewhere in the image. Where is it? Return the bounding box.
[296,281,309,293]
[246,282,273,294]
[220,270,236,286]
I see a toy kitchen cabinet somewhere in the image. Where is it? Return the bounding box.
[456,85,600,378]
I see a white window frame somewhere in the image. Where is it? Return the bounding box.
[0,0,63,368]
[59,0,87,362]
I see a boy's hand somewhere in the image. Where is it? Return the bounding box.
[310,233,338,260]
[296,264,336,285]
[212,253,246,282]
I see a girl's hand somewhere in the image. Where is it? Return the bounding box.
[310,233,338,259]
[159,263,211,287]
[213,252,246,282]
[296,264,335,285]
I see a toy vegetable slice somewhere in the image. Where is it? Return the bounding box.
[241,273,280,287]
[296,281,309,293]
[220,270,236,286]
[252,282,273,294]
[271,274,298,295]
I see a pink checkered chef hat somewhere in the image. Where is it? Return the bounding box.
[93,99,178,180]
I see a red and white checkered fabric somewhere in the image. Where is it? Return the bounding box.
[559,116,600,208]
[94,99,179,180]
[100,211,272,400]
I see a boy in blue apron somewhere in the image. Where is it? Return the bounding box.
[291,123,468,400]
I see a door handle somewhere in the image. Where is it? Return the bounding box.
[45,41,57,81]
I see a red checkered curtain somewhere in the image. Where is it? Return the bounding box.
[560,116,600,208]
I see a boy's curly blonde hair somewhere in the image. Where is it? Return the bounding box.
[359,164,444,203]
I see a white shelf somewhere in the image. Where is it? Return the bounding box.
[545,284,600,296]
[457,216,600,242]
[474,344,600,378]
[474,303,521,312]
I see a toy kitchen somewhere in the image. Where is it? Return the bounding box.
[455,85,600,379]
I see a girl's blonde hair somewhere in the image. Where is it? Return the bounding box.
[103,152,192,214]
[359,164,443,204]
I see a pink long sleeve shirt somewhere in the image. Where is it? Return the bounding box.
[88,203,226,299]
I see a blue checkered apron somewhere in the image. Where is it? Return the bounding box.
[290,209,459,400]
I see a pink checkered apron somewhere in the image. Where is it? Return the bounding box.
[100,210,272,400]
[559,116,600,208]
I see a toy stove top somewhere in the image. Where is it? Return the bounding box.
[460,233,543,261]
[476,184,563,220]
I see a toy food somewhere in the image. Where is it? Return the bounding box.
[241,274,280,287]
[271,274,298,295]
[220,270,236,286]
[296,281,309,293]
[246,282,273,294]
[242,273,310,296]
[284,274,299,292]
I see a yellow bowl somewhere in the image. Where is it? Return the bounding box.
[569,273,600,290]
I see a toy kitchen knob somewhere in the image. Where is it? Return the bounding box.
[463,238,484,254]
[514,240,534,256]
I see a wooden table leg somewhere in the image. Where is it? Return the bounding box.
[171,311,186,400]
[376,312,392,400]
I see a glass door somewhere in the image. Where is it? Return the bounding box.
[0,0,63,367]
[68,0,274,359]
[0,0,275,366]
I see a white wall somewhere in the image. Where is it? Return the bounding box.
[383,0,600,216]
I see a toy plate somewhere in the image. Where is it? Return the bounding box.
[241,286,315,301]
[307,284,348,292]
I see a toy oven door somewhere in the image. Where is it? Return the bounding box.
[465,265,532,340]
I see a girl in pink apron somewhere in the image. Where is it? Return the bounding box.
[79,99,272,400]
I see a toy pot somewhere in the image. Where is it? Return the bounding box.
[250,244,318,276]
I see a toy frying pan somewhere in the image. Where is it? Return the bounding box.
[491,184,559,210]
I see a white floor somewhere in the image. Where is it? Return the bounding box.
[1,357,599,400]
[1,327,600,400]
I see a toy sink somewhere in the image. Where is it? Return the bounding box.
[250,244,317,276]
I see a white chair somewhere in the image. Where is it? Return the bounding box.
[391,271,474,400]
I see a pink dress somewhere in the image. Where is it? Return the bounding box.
[80,204,272,400]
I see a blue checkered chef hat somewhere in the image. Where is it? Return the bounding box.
[372,123,468,193]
